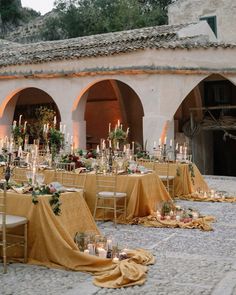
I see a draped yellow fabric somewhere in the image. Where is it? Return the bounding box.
[5,191,155,288]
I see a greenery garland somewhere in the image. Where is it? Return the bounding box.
[32,185,61,216]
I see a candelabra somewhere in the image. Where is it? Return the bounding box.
[153,144,173,162]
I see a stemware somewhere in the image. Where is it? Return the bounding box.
[36,173,45,185]
[26,170,33,182]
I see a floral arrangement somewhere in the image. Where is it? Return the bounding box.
[12,118,27,146]
[32,184,61,215]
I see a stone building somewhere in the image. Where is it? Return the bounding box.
[0,15,235,175]
[168,0,236,43]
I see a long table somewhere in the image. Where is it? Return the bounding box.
[138,162,209,198]
[43,171,172,220]
[4,180,155,288]
[5,191,116,271]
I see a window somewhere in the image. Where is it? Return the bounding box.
[200,15,217,37]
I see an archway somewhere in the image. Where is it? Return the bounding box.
[74,79,144,150]
[174,74,236,176]
[0,87,61,143]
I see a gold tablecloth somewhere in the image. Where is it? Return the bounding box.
[42,171,172,220]
[5,190,155,288]
[139,162,209,198]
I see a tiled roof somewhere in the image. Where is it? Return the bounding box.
[0,23,235,67]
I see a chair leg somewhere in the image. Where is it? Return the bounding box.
[24,223,28,263]
[3,228,7,274]
[124,197,127,219]
[93,197,98,220]
[113,198,117,227]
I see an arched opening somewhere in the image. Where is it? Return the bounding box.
[0,87,61,143]
[75,79,144,150]
[174,74,236,176]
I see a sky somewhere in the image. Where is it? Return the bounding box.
[21,0,55,15]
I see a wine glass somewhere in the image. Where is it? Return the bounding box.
[36,173,45,186]
[26,170,33,183]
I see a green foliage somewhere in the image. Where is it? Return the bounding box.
[32,185,62,215]
[41,0,176,40]
[0,0,40,26]
[29,106,56,141]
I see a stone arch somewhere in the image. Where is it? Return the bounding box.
[0,87,61,140]
[174,73,236,176]
[72,79,144,149]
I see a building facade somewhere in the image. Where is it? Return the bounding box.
[168,0,236,43]
[0,21,236,175]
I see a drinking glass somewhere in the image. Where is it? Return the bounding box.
[36,173,45,185]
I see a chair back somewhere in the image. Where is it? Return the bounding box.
[96,171,118,196]
[55,162,76,172]
[12,167,28,183]
[54,171,87,192]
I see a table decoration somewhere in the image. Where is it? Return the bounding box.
[31,183,62,215]
[177,190,236,203]
[120,202,215,231]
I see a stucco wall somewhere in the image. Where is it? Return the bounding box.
[168,0,236,42]
[0,47,236,152]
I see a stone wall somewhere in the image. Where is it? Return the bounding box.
[168,0,236,43]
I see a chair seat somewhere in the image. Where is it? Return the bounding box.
[0,214,27,229]
[98,191,127,198]
[159,175,175,180]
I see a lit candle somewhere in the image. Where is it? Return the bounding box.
[107,239,112,250]
[164,137,167,145]
[25,153,29,164]
[117,120,120,127]
[12,120,17,130]
[126,127,129,136]
[63,124,66,134]
[120,124,123,130]
[96,145,100,154]
[103,140,106,150]
[9,142,13,153]
[109,140,112,148]
[97,247,107,258]
[23,121,27,132]
[112,257,119,263]
[109,123,111,133]
[179,145,183,154]
[158,138,161,146]
[18,145,22,158]
[53,116,57,126]
[19,115,22,126]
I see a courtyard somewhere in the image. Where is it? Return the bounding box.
[1,176,236,295]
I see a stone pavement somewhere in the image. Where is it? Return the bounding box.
[1,176,236,295]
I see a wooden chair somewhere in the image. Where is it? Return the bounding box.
[93,170,127,226]
[154,159,175,197]
[0,181,28,273]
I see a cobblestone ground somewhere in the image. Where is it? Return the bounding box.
[1,176,236,295]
